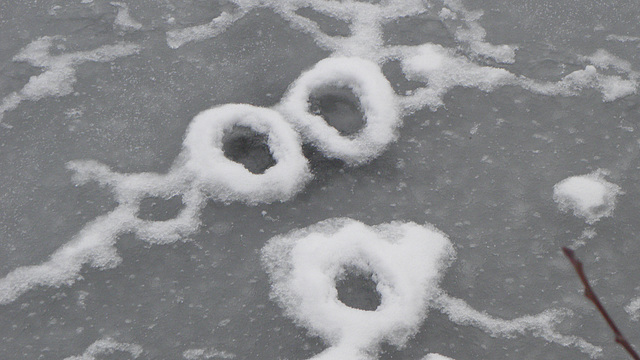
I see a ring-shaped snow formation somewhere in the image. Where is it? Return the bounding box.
[262,218,455,359]
[182,104,312,204]
[278,57,400,165]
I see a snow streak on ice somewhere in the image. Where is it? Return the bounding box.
[0,36,139,125]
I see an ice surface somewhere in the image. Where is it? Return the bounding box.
[262,218,455,359]
[553,170,622,224]
[1,0,639,359]
[278,57,400,165]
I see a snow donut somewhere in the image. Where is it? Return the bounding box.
[181,104,312,204]
[262,218,455,359]
[278,57,400,165]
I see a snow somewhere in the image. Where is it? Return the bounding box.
[401,43,515,110]
[261,218,601,359]
[111,2,143,31]
[422,355,455,360]
[183,348,236,359]
[278,57,400,165]
[0,0,637,358]
[63,338,143,360]
[0,57,401,303]
[182,104,312,203]
[433,294,602,358]
[553,170,622,224]
[0,36,140,123]
[166,11,246,49]
[441,0,517,63]
[262,218,455,359]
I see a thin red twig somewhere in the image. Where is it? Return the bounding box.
[562,247,640,360]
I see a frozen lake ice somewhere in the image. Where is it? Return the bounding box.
[2,0,640,359]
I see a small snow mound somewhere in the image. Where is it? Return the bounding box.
[553,170,622,224]
[422,354,455,360]
[111,2,143,31]
[278,57,400,165]
[181,104,312,204]
[64,338,143,360]
[261,218,455,359]
[625,297,640,321]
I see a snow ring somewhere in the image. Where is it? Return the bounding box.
[181,104,312,204]
[262,218,455,358]
[278,57,400,165]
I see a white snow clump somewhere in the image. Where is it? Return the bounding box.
[553,170,622,224]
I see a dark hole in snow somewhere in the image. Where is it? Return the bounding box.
[336,267,382,311]
[222,126,276,174]
[309,86,366,136]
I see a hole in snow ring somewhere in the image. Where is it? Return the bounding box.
[335,265,382,311]
[308,86,366,137]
